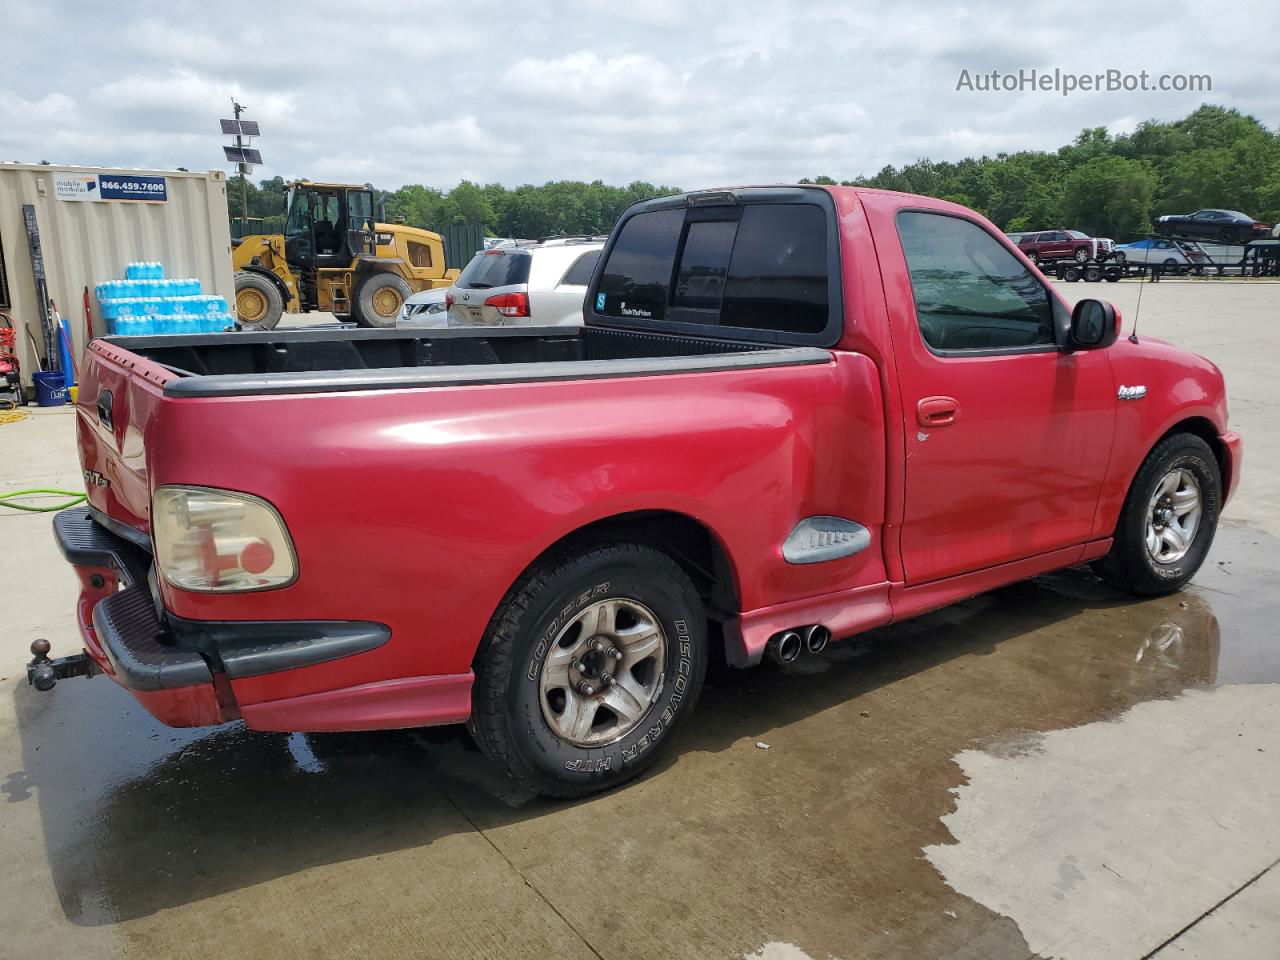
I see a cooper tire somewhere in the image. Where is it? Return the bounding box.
[468,542,707,798]
[1093,433,1221,597]
[354,273,412,328]
[234,271,284,330]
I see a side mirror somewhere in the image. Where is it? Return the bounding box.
[1068,298,1118,350]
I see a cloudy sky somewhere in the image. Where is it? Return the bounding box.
[1,0,1275,190]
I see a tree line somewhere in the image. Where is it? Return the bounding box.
[230,104,1279,243]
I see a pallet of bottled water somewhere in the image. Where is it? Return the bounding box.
[96,262,236,335]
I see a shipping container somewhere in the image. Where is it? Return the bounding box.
[0,163,233,386]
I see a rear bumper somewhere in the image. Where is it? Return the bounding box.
[52,508,467,731]
[1220,431,1243,505]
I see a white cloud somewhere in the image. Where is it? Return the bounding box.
[0,0,1274,189]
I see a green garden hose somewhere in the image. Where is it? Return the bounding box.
[0,488,87,512]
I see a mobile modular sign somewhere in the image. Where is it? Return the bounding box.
[53,172,168,203]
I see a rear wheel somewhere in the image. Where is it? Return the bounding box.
[1083,265,1102,282]
[1112,252,1126,265]
[353,273,412,328]
[468,542,707,797]
[1062,265,1081,282]
[1094,433,1221,596]
[234,271,284,330]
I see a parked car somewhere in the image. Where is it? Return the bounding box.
[1015,230,1114,265]
[1155,209,1272,244]
[446,238,605,326]
[398,287,448,326]
[1113,237,1209,271]
[37,186,1240,798]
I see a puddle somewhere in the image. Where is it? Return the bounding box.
[921,520,1280,959]
[925,684,1280,960]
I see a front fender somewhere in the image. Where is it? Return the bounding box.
[1094,337,1230,536]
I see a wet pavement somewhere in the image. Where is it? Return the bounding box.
[2,280,1278,959]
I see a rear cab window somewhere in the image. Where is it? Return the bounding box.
[590,189,841,344]
[456,249,532,289]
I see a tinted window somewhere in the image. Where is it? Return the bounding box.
[456,249,531,289]
[560,249,602,286]
[674,220,736,310]
[897,212,1054,352]
[721,204,829,332]
[597,209,683,321]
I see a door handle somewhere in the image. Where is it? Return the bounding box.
[917,396,959,427]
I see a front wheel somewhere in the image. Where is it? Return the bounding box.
[468,542,707,797]
[234,271,284,330]
[1094,433,1221,596]
[1074,247,1090,263]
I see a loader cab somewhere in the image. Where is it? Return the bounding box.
[282,182,377,271]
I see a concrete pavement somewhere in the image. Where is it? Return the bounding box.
[0,277,1276,960]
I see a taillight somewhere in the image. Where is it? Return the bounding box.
[484,292,530,318]
[152,486,297,592]
[445,292,455,308]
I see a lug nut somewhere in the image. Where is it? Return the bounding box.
[600,672,613,687]
[608,647,622,660]
[590,638,606,653]
[570,658,582,672]
[577,681,596,696]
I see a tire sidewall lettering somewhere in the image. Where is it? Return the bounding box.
[509,564,702,783]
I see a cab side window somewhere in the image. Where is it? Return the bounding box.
[897,211,1055,353]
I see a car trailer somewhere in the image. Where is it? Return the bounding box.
[1053,260,1127,283]
[1056,233,1275,283]
[1241,239,1280,277]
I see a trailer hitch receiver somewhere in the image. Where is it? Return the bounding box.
[27,638,96,691]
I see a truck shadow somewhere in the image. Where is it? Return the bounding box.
[11,562,1229,925]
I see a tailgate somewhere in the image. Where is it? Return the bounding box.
[76,339,179,535]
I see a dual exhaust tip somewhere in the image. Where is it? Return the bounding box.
[765,624,830,664]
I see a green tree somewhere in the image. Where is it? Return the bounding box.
[1060,156,1158,238]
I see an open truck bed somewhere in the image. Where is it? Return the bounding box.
[114,326,829,397]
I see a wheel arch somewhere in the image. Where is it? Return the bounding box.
[1157,416,1229,492]
[480,509,743,673]
[237,265,291,305]
[517,509,741,618]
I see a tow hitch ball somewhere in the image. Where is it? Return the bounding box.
[27,639,96,692]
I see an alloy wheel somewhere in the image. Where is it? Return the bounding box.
[1145,468,1202,564]
[539,597,667,746]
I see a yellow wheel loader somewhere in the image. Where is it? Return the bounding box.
[231,181,459,329]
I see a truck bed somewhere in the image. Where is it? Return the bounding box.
[110,326,830,398]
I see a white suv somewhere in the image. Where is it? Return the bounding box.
[446,238,605,326]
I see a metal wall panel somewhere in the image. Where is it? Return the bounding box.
[436,222,486,270]
[0,164,233,384]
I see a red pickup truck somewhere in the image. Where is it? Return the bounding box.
[34,186,1242,797]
